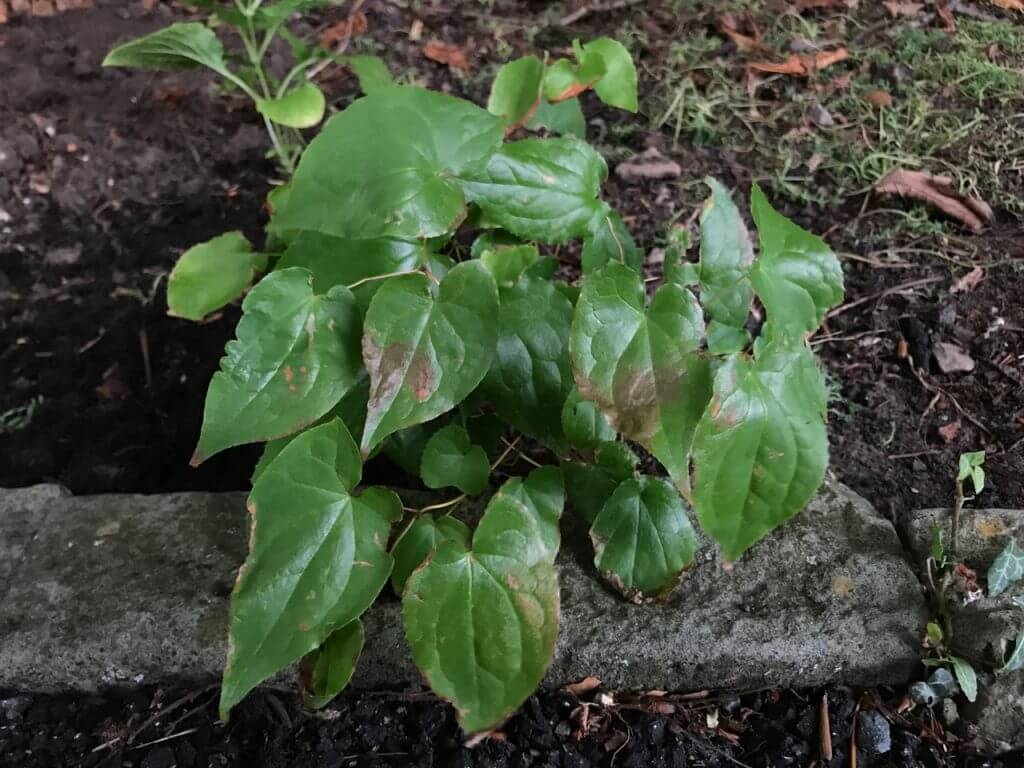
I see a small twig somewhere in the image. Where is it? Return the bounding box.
[910,364,992,437]
[826,276,943,320]
[820,693,833,762]
[131,727,200,751]
[559,0,643,25]
[139,329,152,390]
[888,450,942,460]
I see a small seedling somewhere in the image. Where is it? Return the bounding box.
[103,0,392,174]
[919,622,978,703]
[952,450,985,556]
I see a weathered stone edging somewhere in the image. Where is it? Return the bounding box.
[0,479,927,696]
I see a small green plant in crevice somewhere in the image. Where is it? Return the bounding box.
[163,39,844,736]
[103,0,392,174]
[0,396,43,434]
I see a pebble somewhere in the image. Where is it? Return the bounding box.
[857,710,892,754]
[1,695,32,720]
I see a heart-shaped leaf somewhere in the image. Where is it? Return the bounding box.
[103,22,234,80]
[563,441,638,524]
[167,231,267,321]
[561,387,616,452]
[272,86,504,241]
[257,82,326,129]
[487,55,544,128]
[690,338,829,561]
[591,475,697,601]
[420,425,490,495]
[402,467,563,733]
[193,268,363,464]
[543,53,606,102]
[989,538,1024,597]
[527,98,586,138]
[479,275,575,453]
[583,38,638,112]
[221,420,401,719]
[698,178,754,354]
[570,262,711,495]
[457,137,608,243]
[301,620,364,709]
[391,514,471,593]
[750,183,844,337]
[360,261,499,454]
[581,210,644,274]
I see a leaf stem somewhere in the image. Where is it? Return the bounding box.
[346,270,417,290]
[414,436,523,518]
[951,478,964,558]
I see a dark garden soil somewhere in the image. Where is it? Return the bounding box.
[2,683,1019,768]
[2,1,1024,766]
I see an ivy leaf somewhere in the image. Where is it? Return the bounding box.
[591,476,698,601]
[570,262,711,496]
[457,137,608,244]
[691,338,829,561]
[581,210,644,274]
[561,387,616,452]
[272,86,504,241]
[193,268,363,464]
[563,441,638,524]
[480,244,540,287]
[360,261,499,454]
[487,55,544,128]
[301,620,364,709]
[698,178,754,354]
[988,539,1024,597]
[103,23,234,80]
[749,183,844,337]
[527,98,586,138]
[957,451,986,496]
[221,420,401,719]
[256,82,326,129]
[950,656,978,703]
[583,38,638,112]
[480,276,575,453]
[1002,627,1024,673]
[391,514,471,593]
[166,231,267,322]
[402,467,563,733]
[420,425,490,495]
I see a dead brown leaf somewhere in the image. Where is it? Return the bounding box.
[874,169,993,232]
[319,12,368,49]
[882,0,924,16]
[933,341,975,373]
[936,2,957,32]
[950,265,984,293]
[563,676,602,696]
[615,147,682,183]
[864,89,893,108]
[989,0,1023,10]
[423,39,470,71]
[748,47,848,76]
[938,420,962,443]
[719,14,773,56]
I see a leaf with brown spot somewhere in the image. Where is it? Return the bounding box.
[360,261,499,455]
[570,262,711,497]
[874,169,993,232]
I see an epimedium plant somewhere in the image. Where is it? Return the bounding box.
[166,39,844,733]
[103,0,392,174]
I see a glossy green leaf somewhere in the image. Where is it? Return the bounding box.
[480,276,575,453]
[457,137,608,243]
[257,82,326,129]
[698,178,753,353]
[691,339,829,561]
[346,55,393,94]
[166,231,266,321]
[591,476,697,600]
[561,387,616,452]
[563,441,638,524]
[527,97,586,138]
[1001,627,1024,673]
[957,451,986,495]
[221,420,400,719]
[581,210,644,274]
[583,38,638,112]
[383,421,443,476]
[989,539,1024,597]
[302,620,364,709]
[470,230,523,260]
[420,425,490,495]
[749,183,844,337]
[103,23,234,80]
[543,54,606,102]
[402,467,563,733]
[193,269,363,464]
[360,261,499,454]
[488,55,544,127]
[570,262,711,496]
[480,244,540,287]
[950,656,977,702]
[391,514,471,593]
[273,87,503,241]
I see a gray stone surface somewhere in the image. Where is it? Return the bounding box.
[0,477,928,695]
[898,506,1024,752]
